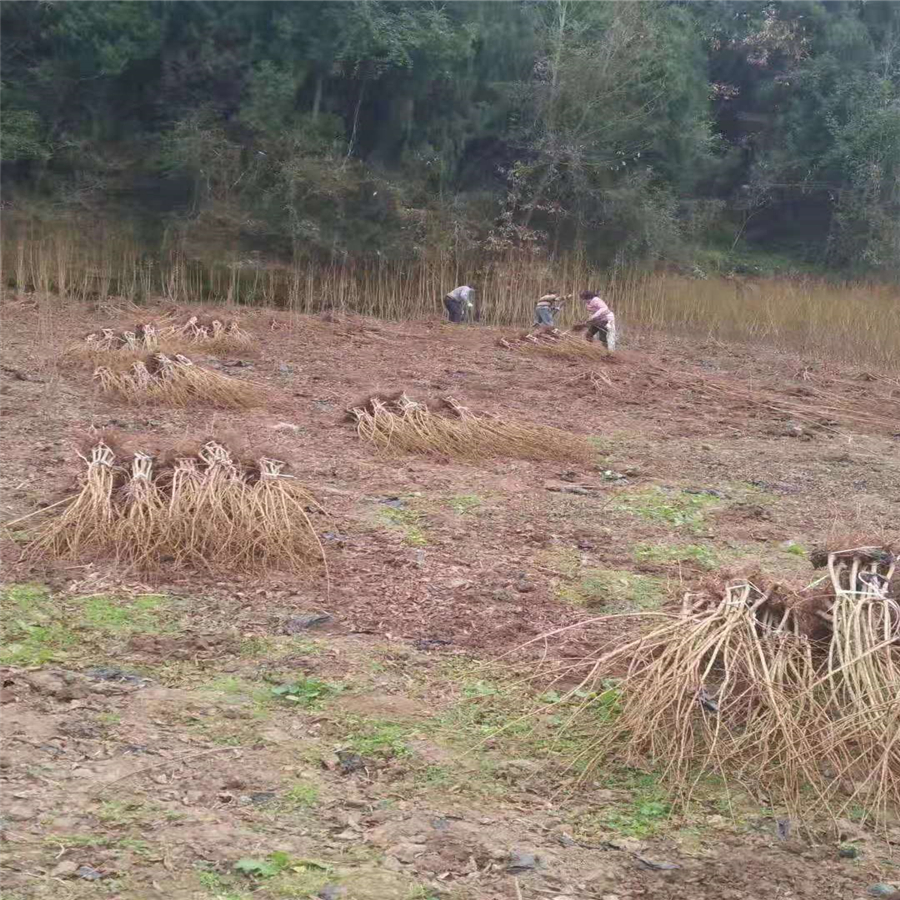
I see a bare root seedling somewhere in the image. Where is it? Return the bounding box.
[349,392,593,464]
[532,545,899,827]
[27,441,326,574]
[94,353,263,408]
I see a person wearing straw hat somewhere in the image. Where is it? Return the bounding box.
[576,289,617,350]
[444,285,475,323]
[533,291,570,327]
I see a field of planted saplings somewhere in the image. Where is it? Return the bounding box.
[1,292,899,900]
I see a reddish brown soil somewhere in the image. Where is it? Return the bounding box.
[3,297,897,653]
[1,295,899,900]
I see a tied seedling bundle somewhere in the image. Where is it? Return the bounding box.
[349,392,593,464]
[94,353,263,408]
[542,545,898,825]
[498,327,611,360]
[166,314,252,351]
[73,316,251,362]
[29,440,326,574]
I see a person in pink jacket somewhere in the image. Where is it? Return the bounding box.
[578,290,617,350]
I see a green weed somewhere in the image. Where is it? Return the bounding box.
[535,546,581,578]
[197,868,252,899]
[602,798,672,837]
[540,679,622,724]
[407,887,444,900]
[463,680,502,698]
[376,507,428,546]
[616,487,720,532]
[53,834,111,849]
[0,583,76,665]
[235,852,331,893]
[77,593,169,634]
[342,717,414,758]
[558,568,664,610]
[206,675,259,695]
[271,676,342,708]
[446,494,482,515]
[1,586,172,665]
[239,636,277,657]
[117,837,152,855]
[96,798,156,827]
[269,869,334,899]
[282,782,320,809]
[573,770,672,838]
[633,541,718,569]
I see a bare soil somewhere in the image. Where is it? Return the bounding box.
[2,296,899,900]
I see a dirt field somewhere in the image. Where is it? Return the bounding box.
[2,295,899,900]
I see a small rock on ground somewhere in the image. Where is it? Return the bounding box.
[507,850,538,873]
[76,865,103,881]
[283,612,333,632]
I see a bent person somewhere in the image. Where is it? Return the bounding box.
[444,285,475,323]
[533,292,569,327]
[579,290,617,350]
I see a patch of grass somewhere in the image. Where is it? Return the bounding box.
[616,487,720,533]
[572,770,672,839]
[0,583,77,665]
[376,506,428,546]
[438,683,533,744]
[602,798,672,837]
[417,764,455,788]
[463,679,503,698]
[117,837,153,855]
[96,798,157,827]
[535,546,581,578]
[52,834,112,849]
[847,804,873,824]
[197,676,277,732]
[271,676,342,709]
[539,679,622,725]
[97,711,122,726]
[407,888,444,900]
[281,782,320,809]
[633,541,718,569]
[269,869,334,899]
[235,852,332,897]
[446,494,482,515]
[206,675,258,695]
[1,586,173,665]
[341,717,415,758]
[197,868,252,899]
[239,636,278,657]
[558,568,665,610]
[77,592,169,634]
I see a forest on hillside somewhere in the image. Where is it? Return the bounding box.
[2,0,899,277]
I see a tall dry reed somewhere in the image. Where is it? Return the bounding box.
[4,223,898,368]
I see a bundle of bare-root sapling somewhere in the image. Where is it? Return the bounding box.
[94,353,263,408]
[27,440,326,575]
[164,315,251,351]
[535,545,899,826]
[349,392,593,464]
[499,326,612,361]
[73,315,252,363]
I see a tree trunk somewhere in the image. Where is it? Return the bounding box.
[345,78,366,165]
[312,73,323,123]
